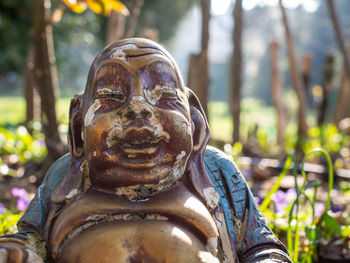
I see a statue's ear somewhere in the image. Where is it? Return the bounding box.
[68,94,84,158]
[188,88,210,153]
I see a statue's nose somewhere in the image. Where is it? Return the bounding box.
[124,96,153,120]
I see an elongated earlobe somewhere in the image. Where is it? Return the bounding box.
[188,88,210,153]
[68,94,84,158]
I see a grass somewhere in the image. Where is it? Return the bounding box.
[0,97,71,125]
[209,98,276,142]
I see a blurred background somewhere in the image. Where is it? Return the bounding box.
[0,0,350,261]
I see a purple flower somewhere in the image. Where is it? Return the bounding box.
[11,188,32,211]
[255,191,265,205]
[314,202,325,218]
[273,188,297,213]
[286,188,297,200]
[0,203,5,214]
[274,190,287,213]
[332,205,342,213]
[16,199,30,211]
[11,188,27,199]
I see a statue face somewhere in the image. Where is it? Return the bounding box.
[82,47,193,193]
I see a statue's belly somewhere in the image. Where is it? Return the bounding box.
[58,220,208,263]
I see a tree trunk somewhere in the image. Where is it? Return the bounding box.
[301,53,313,108]
[270,40,286,149]
[33,0,65,163]
[125,0,144,38]
[231,0,243,143]
[187,0,210,118]
[317,54,335,126]
[106,11,126,45]
[24,44,41,131]
[188,53,209,117]
[279,0,308,139]
[334,45,350,125]
[326,0,350,88]
[106,0,144,45]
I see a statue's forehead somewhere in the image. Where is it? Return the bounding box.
[94,53,176,76]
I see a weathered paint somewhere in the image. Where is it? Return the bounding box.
[144,85,177,105]
[203,187,220,211]
[84,99,101,126]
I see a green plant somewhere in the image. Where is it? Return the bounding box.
[258,147,348,262]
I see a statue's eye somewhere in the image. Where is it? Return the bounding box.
[97,89,126,102]
[144,85,177,105]
[160,86,177,98]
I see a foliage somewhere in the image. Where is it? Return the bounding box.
[0,188,33,235]
[256,148,349,262]
[0,124,46,166]
[0,0,32,74]
[0,209,21,235]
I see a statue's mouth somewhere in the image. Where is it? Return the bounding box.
[121,139,160,156]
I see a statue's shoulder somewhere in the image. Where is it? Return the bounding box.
[204,145,239,175]
[43,153,70,191]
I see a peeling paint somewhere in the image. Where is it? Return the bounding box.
[85,213,168,222]
[110,48,126,60]
[198,251,220,263]
[26,232,47,261]
[84,99,101,126]
[115,185,140,200]
[203,187,220,211]
[206,236,218,256]
[114,151,188,200]
[181,121,192,135]
[80,159,91,191]
[65,188,79,200]
[144,85,177,105]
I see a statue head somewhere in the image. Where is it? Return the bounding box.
[65,38,210,200]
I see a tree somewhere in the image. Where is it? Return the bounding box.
[270,40,286,149]
[231,0,243,143]
[188,0,210,118]
[33,0,65,163]
[279,0,308,139]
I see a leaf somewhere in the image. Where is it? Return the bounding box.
[61,0,87,13]
[319,213,341,238]
[305,226,322,243]
[304,180,322,190]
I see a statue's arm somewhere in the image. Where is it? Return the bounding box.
[0,154,70,262]
[205,146,292,263]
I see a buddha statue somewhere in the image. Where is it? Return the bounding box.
[0,38,292,263]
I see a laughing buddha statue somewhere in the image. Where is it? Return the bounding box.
[0,38,292,263]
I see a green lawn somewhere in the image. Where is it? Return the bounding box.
[0,97,71,125]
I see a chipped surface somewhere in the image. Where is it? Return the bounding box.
[26,232,47,261]
[144,85,177,105]
[203,187,220,211]
[84,99,101,126]
[207,236,218,256]
[65,188,79,200]
[80,159,91,191]
[198,251,220,263]
[115,185,140,199]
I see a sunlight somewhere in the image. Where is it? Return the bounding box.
[242,0,320,13]
[211,0,231,16]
